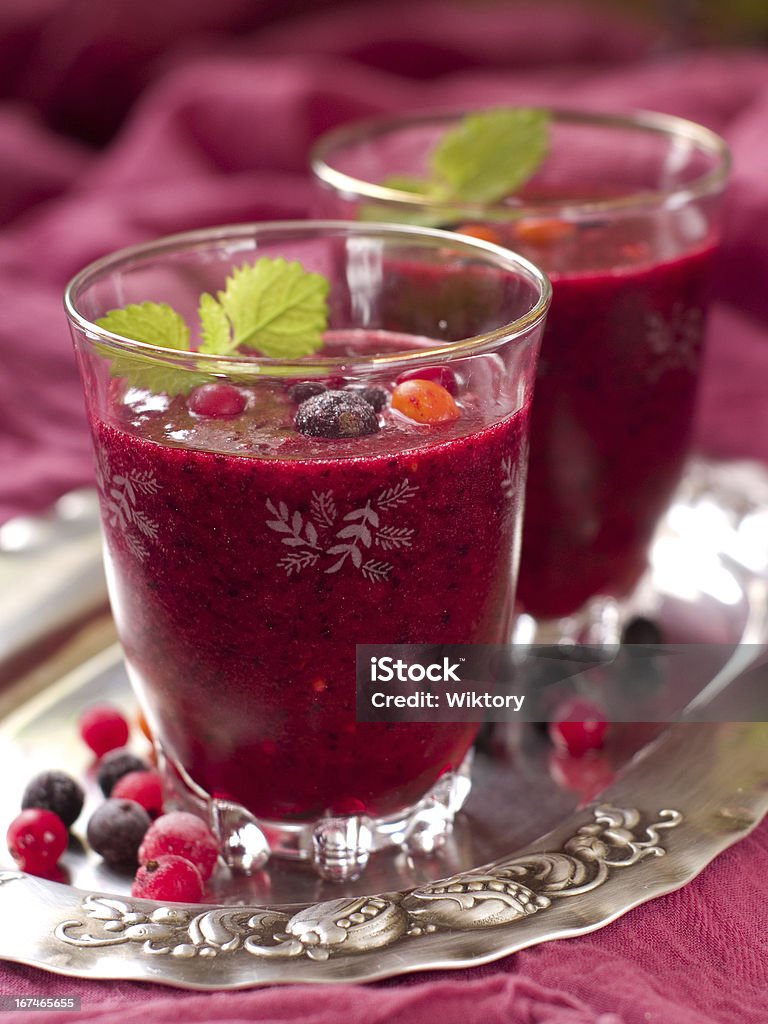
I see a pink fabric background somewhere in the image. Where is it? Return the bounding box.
[0,2,766,1020]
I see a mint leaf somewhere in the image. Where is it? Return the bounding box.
[198,291,231,353]
[431,108,550,204]
[96,302,190,350]
[95,302,199,394]
[94,258,331,394]
[211,257,329,359]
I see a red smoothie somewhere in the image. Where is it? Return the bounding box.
[92,337,531,822]
[474,216,717,619]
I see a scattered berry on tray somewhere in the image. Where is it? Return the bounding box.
[21,770,84,829]
[86,798,151,866]
[391,378,460,424]
[96,748,150,797]
[548,697,609,758]
[131,854,204,903]
[294,390,379,438]
[138,811,219,881]
[112,770,164,819]
[621,615,664,646]
[79,704,130,757]
[548,748,615,803]
[6,808,68,876]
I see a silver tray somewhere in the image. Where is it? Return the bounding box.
[1,458,767,989]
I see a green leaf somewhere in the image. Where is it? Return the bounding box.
[96,302,191,350]
[216,257,329,358]
[106,352,205,396]
[198,291,232,354]
[95,302,196,393]
[431,108,551,204]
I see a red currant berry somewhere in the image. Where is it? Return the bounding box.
[548,749,615,803]
[138,811,219,881]
[395,365,459,395]
[131,855,204,903]
[7,808,68,875]
[548,697,609,758]
[79,704,130,757]
[188,383,246,418]
[112,771,164,819]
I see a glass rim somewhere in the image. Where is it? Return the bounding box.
[64,219,551,374]
[310,107,731,217]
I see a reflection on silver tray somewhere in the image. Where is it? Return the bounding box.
[0,458,767,988]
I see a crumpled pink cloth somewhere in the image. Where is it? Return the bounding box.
[0,2,767,1022]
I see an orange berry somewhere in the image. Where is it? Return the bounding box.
[514,218,575,246]
[457,223,505,246]
[391,379,460,424]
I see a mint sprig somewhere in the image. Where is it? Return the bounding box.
[94,257,330,394]
[360,107,551,223]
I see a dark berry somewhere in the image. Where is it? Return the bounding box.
[621,615,664,646]
[96,749,150,797]
[7,808,68,875]
[22,770,84,829]
[131,855,204,903]
[548,697,609,758]
[79,704,130,757]
[188,383,246,418]
[354,385,389,412]
[294,390,379,439]
[138,811,219,881]
[86,798,151,866]
[112,771,164,819]
[288,380,327,404]
[396,365,459,395]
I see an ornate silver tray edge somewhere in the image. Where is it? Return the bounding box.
[1,718,766,988]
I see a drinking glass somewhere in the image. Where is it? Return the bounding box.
[311,110,730,639]
[65,221,550,880]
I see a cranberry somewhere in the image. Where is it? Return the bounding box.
[22,770,84,829]
[79,704,130,757]
[188,383,246,418]
[7,808,68,875]
[96,748,149,796]
[395,365,458,395]
[131,855,204,903]
[138,811,219,881]
[86,798,151,866]
[548,697,609,758]
[112,771,164,819]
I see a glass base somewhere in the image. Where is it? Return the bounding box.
[155,744,474,882]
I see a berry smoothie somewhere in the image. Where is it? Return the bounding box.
[92,337,531,823]
[467,215,717,619]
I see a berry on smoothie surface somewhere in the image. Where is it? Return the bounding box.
[391,379,460,424]
[396,365,458,395]
[188,383,246,418]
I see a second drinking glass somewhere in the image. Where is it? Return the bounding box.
[312,109,730,632]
